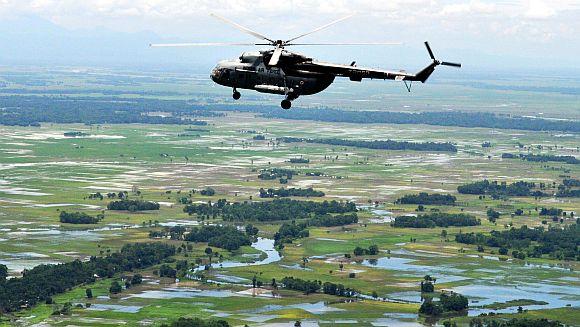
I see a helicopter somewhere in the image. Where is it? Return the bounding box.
[151,14,461,110]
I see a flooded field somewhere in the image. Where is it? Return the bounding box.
[0,102,578,326]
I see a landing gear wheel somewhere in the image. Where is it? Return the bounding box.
[281,100,292,110]
[233,91,241,100]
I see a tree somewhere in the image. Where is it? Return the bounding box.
[86,288,93,299]
[205,247,213,264]
[0,264,7,283]
[109,281,122,294]
[131,274,143,285]
[245,224,259,236]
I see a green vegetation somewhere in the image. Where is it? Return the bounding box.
[396,192,457,205]
[467,317,563,327]
[0,243,175,312]
[280,137,458,152]
[259,187,325,198]
[458,180,545,198]
[184,198,356,222]
[59,211,103,224]
[419,292,469,316]
[161,318,230,327]
[393,213,480,228]
[107,199,160,211]
[262,109,580,132]
[308,213,358,227]
[503,153,580,165]
[455,224,579,260]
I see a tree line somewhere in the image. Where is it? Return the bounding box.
[59,211,103,224]
[396,192,457,205]
[107,199,160,211]
[279,137,458,153]
[183,198,357,222]
[419,292,469,316]
[258,107,580,133]
[259,187,325,198]
[455,224,578,261]
[149,225,253,251]
[0,96,219,126]
[457,180,545,198]
[393,213,480,228]
[502,153,579,165]
[0,243,175,312]
[280,277,357,297]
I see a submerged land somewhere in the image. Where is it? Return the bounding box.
[0,67,578,326]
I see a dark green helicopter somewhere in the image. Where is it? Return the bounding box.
[152,14,461,109]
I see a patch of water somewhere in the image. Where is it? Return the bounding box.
[87,304,142,313]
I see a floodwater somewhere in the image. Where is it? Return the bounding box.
[193,237,281,273]
[356,250,580,314]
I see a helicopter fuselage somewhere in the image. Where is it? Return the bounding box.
[210,51,335,100]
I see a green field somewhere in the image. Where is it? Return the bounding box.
[0,68,578,326]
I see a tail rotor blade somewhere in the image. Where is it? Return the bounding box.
[441,61,462,68]
[424,41,435,60]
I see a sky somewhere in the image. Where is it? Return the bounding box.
[0,0,578,72]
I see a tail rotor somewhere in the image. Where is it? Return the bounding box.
[425,42,461,68]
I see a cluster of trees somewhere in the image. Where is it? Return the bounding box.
[279,137,458,153]
[159,264,177,278]
[185,225,252,251]
[396,193,457,205]
[257,168,295,181]
[540,207,563,216]
[556,179,580,197]
[502,153,580,165]
[274,222,309,246]
[455,224,579,260]
[259,187,325,198]
[200,187,216,196]
[259,108,580,133]
[467,318,563,327]
[486,208,501,223]
[151,225,252,251]
[184,198,357,222]
[0,95,220,126]
[419,292,469,316]
[107,200,160,211]
[161,318,230,327]
[288,158,310,164]
[420,275,435,293]
[0,243,175,312]
[353,245,379,256]
[280,277,357,297]
[63,131,89,137]
[59,211,103,224]
[308,213,358,227]
[457,180,545,198]
[281,277,320,294]
[393,213,480,228]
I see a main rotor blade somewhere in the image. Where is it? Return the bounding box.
[285,14,354,44]
[150,42,258,47]
[210,13,275,44]
[441,61,462,68]
[269,46,283,66]
[287,42,402,46]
